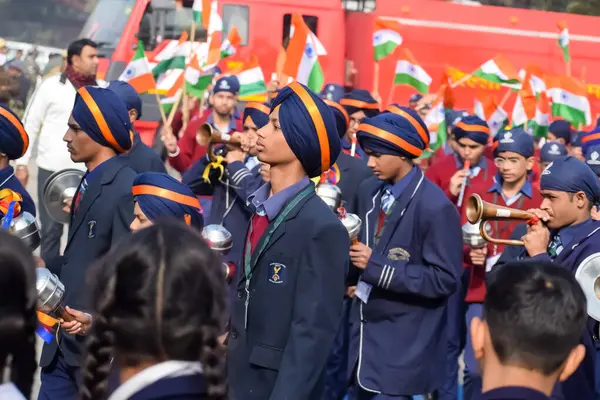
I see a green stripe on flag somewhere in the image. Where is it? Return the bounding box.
[152,56,186,78]
[551,103,587,126]
[473,70,520,86]
[374,41,397,62]
[394,73,429,94]
[240,81,267,98]
[307,62,324,93]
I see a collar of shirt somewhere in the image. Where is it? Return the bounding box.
[85,157,111,185]
[245,156,259,171]
[479,386,549,400]
[206,112,238,134]
[385,166,417,200]
[557,218,595,250]
[443,141,455,156]
[487,175,533,199]
[247,176,310,221]
[0,166,15,187]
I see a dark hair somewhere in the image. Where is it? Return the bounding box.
[0,231,37,398]
[67,39,97,65]
[484,261,587,375]
[81,221,227,400]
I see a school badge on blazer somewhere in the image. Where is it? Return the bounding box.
[268,263,286,284]
[388,247,410,261]
[88,220,97,238]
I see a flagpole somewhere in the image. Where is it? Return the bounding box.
[182,21,196,128]
[498,88,513,110]
[154,91,169,127]
[373,61,380,96]
[167,91,184,130]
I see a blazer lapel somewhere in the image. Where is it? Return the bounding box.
[66,179,102,246]
[365,185,383,247]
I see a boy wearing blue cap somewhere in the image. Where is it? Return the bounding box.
[38,86,136,399]
[540,142,568,171]
[106,80,167,174]
[340,89,380,159]
[347,108,462,398]
[227,82,349,400]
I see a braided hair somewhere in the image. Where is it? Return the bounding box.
[81,221,227,400]
[0,231,37,398]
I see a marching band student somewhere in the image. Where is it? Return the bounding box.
[106,81,167,174]
[38,86,136,399]
[582,129,600,159]
[0,105,35,216]
[0,231,37,399]
[427,115,497,203]
[182,102,269,264]
[227,82,349,400]
[519,156,600,400]
[472,261,587,400]
[427,110,467,166]
[547,120,572,147]
[348,107,463,398]
[460,128,542,399]
[540,142,568,171]
[130,172,204,232]
[80,222,227,400]
[340,89,380,159]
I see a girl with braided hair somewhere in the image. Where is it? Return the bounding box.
[80,221,227,400]
[0,230,37,399]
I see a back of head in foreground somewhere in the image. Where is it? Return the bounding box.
[471,261,587,396]
[80,221,227,400]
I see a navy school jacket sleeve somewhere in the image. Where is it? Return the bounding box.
[361,201,462,299]
[269,221,349,399]
[111,192,134,244]
[226,161,263,204]
[181,155,215,196]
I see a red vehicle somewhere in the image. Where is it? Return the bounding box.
[80,0,600,147]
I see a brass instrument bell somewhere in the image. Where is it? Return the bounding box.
[197,123,242,161]
[575,253,600,322]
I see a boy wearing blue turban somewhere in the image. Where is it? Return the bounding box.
[512,156,600,400]
[38,86,136,400]
[0,105,35,216]
[227,82,349,400]
[339,89,380,159]
[348,107,462,398]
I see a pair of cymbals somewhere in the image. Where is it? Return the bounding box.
[42,169,84,224]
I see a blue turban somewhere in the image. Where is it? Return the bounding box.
[494,128,534,158]
[541,156,600,203]
[340,89,380,118]
[323,99,350,139]
[72,86,133,154]
[549,120,572,145]
[446,110,469,130]
[452,115,490,145]
[243,102,270,129]
[540,142,568,163]
[409,93,423,104]
[270,82,341,178]
[320,83,345,103]
[213,76,240,94]
[585,145,600,176]
[582,128,600,157]
[132,172,204,230]
[357,106,429,159]
[0,105,28,160]
[107,80,142,119]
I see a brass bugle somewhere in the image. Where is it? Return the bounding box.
[466,194,536,246]
[197,123,242,146]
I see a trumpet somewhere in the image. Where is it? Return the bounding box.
[197,123,242,161]
[466,194,537,246]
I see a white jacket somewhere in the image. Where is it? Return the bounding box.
[16,73,106,172]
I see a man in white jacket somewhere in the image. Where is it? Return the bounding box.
[16,38,100,262]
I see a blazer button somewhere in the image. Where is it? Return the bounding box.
[237,290,244,299]
[231,331,238,339]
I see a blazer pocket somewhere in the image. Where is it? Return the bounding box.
[249,343,284,371]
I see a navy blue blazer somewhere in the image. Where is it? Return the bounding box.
[120,132,167,174]
[40,156,136,368]
[182,156,263,263]
[348,169,463,395]
[127,373,207,400]
[475,386,550,400]
[0,166,35,216]
[335,152,373,215]
[227,184,349,400]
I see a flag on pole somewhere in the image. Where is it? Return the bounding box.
[118,40,156,93]
[518,64,546,98]
[512,72,536,128]
[557,21,570,62]
[283,14,324,93]
[473,54,521,89]
[424,98,446,151]
[207,0,222,34]
[237,58,267,97]
[393,48,431,94]
[220,27,241,59]
[528,92,550,138]
[161,89,182,115]
[152,32,189,78]
[546,75,590,127]
[373,18,402,62]
[185,54,214,98]
[192,0,211,28]
[474,94,508,136]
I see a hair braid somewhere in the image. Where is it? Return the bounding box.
[199,322,227,400]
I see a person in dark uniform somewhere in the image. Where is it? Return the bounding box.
[471,261,587,400]
[79,222,227,400]
[106,80,167,174]
[340,89,380,159]
[227,82,349,400]
[0,105,35,216]
[38,86,136,400]
[347,107,463,399]
[130,172,204,232]
[182,101,269,264]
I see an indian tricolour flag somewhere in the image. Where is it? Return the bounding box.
[283,14,324,93]
[511,72,536,128]
[473,54,521,89]
[192,0,211,28]
[373,18,402,62]
[424,98,446,152]
[546,75,591,127]
[393,48,431,94]
[185,54,213,98]
[237,59,267,97]
[474,94,508,137]
[152,32,188,78]
[118,40,156,93]
[557,21,570,62]
[161,89,181,116]
[527,92,550,138]
[518,64,546,97]
[220,27,241,59]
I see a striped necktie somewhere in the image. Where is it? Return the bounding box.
[547,234,563,260]
[74,177,88,212]
[381,189,395,214]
